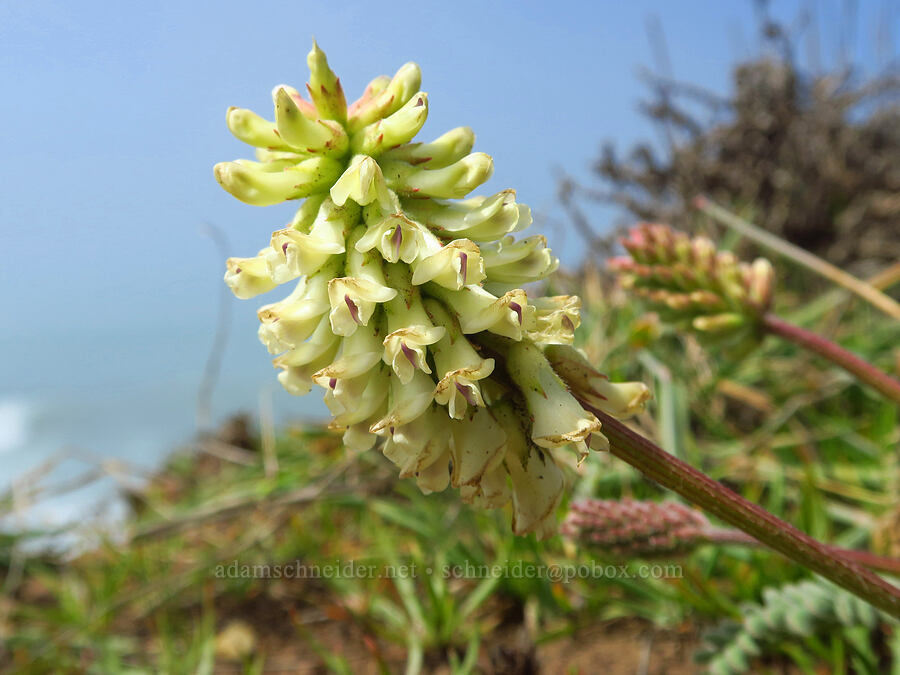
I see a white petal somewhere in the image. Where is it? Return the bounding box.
[382,325,445,384]
[411,239,485,289]
[327,277,397,336]
[449,408,507,488]
[224,249,277,299]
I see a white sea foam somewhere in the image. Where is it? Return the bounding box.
[0,397,31,454]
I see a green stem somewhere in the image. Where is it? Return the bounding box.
[761,313,900,406]
[580,403,900,617]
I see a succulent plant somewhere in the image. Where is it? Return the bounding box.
[214,42,649,538]
[609,223,774,353]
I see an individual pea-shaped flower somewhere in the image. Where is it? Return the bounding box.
[214,41,651,538]
[609,223,774,352]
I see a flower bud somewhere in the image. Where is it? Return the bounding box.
[347,62,421,133]
[257,268,332,354]
[411,239,485,289]
[272,84,318,118]
[226,107,290,150]
[224,249,277,299]
[615,223,776,350]
[382,406,453,478]
[274,87,348,156]
[494,339,601,448]
[347,75,391,120]
[380,126,475,169]
[747,258,774,309]
[426,285,533,340]
[449,407,507,487]
[214,156,343,206]
[403,189,531,241]
[306,40,347,124]
[380,153,494,199]
[544,345,651,419]
[691,312,746,334]
[350,92,429,156]
[481,235,559,285]
[494,402,565,539]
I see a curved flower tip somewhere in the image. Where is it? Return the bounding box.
[482,234,559,284]
[381,152,494,199]
[429,285,534,340]
[382,408,452,478]
[225,250,277,299]
[256,261,336,353]
[449,407,507,488]
[273,86,348,156]
[276,340,340,396]
[351,91,430,156]
[504,340,601,449]
[494,403,566,539]
[411,239,486,289]
[307,40,347,124]
[347,62,421,134]
[267,227,345,283]
[226,107,287,150]
[543,344,651,420]
[271,314,339,370]
[370,369,435,433]
[403,189,530,242]
[324,369,389,424]
[311,322,383,386]
[381,126,475,169]
[214,157,343,206]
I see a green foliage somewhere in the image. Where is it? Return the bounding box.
[2,248,898,672]
[696,577,898,674]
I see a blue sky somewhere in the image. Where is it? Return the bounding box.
[0,1,894,478]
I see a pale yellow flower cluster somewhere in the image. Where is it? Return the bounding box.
[215,43,649,537]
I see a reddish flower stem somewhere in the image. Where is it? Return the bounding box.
[581,403,900,618]
[703,528,900,575]
[761,313,900,406]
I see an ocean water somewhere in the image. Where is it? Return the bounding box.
[0,304,329,534]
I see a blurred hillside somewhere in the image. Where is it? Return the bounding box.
[562,6,900,277]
